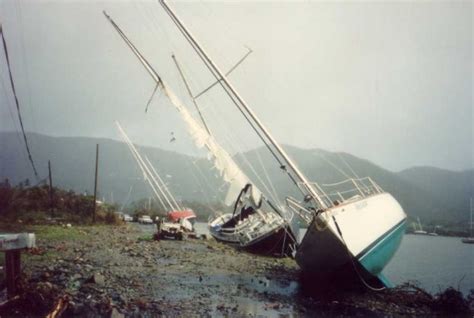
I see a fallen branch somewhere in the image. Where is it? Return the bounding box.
[45,295,69,318]
[0,295,20,309]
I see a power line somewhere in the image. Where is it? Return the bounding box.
[0,23,38,179]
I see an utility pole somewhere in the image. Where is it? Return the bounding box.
[92,144,99,223]
[48,160,53,217]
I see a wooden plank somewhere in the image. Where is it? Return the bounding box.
[0,233,35,251]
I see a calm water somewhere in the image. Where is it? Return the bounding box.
[384,234,473,295]
[195,222,474,295]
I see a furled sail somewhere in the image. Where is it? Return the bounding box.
[163,84,261,207]
[103,11,262,207]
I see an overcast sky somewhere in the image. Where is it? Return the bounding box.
[0,0,472,172]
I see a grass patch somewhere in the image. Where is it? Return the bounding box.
[137,234,153,242]
[32,225,88,242]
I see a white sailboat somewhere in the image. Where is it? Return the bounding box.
[154,0,407,288]
[461,198,474,244]
[116,121,198,229]
[104,12,299,256]
[413,217,428,235]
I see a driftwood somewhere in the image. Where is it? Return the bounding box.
[45,295,69,318]
[0,295,20,310]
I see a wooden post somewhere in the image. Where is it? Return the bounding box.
[92,144,99,223]
[48,160,53,217]
[1,233,35,298]
[5,250,21,298]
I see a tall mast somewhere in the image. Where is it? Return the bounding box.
[470,198,472,236]
[159,0,328,209]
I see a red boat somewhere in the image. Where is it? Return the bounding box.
[167,209,196,223]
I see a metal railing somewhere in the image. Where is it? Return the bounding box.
[286,177,384,225]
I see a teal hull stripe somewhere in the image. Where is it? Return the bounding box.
[358,219,406,275]
[355,219,406,260]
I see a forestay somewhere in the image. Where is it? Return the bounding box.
[162,85,262,207]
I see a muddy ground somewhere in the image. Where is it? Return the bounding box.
[0,223,472,317]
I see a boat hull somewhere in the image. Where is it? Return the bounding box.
[296,193,406,285]
[241,218,298,256]
[461,237,474,244]
[209,212,299,257]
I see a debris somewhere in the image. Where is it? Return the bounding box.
[86,273,105,286]
[110,307,125,318]
[45,295,69,318]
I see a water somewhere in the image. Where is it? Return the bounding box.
[384,234,474,295]
[195,222,474,295]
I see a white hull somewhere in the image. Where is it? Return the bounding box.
[296,193,406,277]
[209,211,287,245]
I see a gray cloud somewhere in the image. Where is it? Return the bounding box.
[0,0,472,172]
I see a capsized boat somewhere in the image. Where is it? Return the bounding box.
[155,0,407,288]
[103,12,299,256]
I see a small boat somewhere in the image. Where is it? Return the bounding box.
[428,225,439,236]
[413,217,428,235]
[168,209,196,223]
[461,237,474,244]
[461,198,474,244]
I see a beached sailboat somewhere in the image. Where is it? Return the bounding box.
[461,198,474,244]
[104,12,299,256]
[116,121,198,234]
[153,0,407,288]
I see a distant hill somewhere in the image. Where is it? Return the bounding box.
[397,166,473,223]
[1,132,472,224]
[0,132,220,207]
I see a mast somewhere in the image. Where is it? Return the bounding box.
[104,11,263,209]
[116,121,176,211]
[159,0,328,209]
[144,156,181,210]
[470,198,472,237]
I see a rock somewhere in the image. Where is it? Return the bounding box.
[110,308,125,318]
[87,273,106,286]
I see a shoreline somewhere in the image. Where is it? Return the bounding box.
[1,223,472,317]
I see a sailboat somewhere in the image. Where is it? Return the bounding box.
[413,217,428,235]
[150,0,407,288]
[116,121,197,229]
[461,198,474,244]
[104,12,299,256]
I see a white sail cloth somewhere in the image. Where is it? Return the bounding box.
[163,85,262,207]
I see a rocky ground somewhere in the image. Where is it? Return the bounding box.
[0,223,472,317]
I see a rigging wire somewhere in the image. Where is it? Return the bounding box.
[158,0,306,199]
[254,148,282,206]
[338,153,360,179]
[315,153,353,180]
[337,153,370,193]
[120,183,135,212]
[0,24,38,179]
[14,1,38,136]
[144,155,181,210]
[169,52,282,207]
[0,75,29,164]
